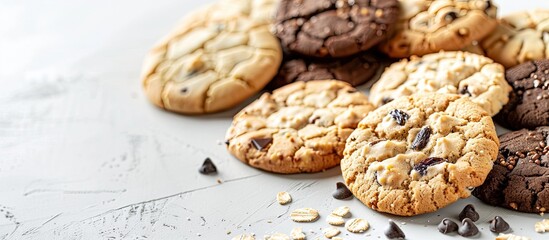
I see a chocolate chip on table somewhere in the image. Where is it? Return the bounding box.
[438,218,459,234]
[251,138,273,151]
[332,182,353,200]
[389,109,410,126]
[199,158,217,174]
[384,219,405,239]
[490,216,510,233]
[413,157,446,175]
[458,218,479,237]
[459,204,480,222]
[411,126,432,150]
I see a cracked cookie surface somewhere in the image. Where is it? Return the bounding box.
[274,0,399,58]
[473,127,549,214]
[480,10,549,68]
[496,60,549,130]
[370,51,511,117]
[141,0,282,114]
[268,51,380,89]
[226,80,374,173]
[380,0,497,58]
[341,93,499,216]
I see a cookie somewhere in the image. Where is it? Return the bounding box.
[341,93,499,216]
[370,51,511,116]
[268,52,380,89]
[380,0,498,58]
[480,10,549,68]
[274,0,399,58]
[141,0,282,114]
[496,60,549,130]
[473,127,549,214]
[225,80,374,173]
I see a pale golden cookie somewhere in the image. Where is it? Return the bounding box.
[481,10,549,68]
[370,51,511,116]
[381,0,498,58]
[226,80,374,173]
[341,93,499,216]
[141,0,282,114]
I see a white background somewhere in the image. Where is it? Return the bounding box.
[0,0,548,239]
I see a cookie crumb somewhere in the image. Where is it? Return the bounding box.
[217,178,223,184]
[323,227,340,238]
[277,192,292,205]
[496,233,531,240]
[326,214,345,226]
[264,233,290,240]
[291,208,319,222]
[535,219,549,233]
[290,227,306,240]
[345,218,369,233]
[331,206,350,217]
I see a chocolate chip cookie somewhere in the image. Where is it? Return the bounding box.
[341,93,499,216]
[268,52,380,89]
[141,0,282,114]
[380,0,498,58]
[496,60,549,130]
[473,127,549,214]
[481,10,549,68]
[226,80,374,173]
[370,51,511,117]
[274,0,399,58]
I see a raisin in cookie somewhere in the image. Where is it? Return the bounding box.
[370,51,511,117]
[380,0,498,58]
[341,93,499,216]
[473,127,549,214]
[481,10,549,68]
[141,0,282,114]
[268,51,380,89]
[496,60,549,130]
[226,80,374,173]
[274,0,399,58]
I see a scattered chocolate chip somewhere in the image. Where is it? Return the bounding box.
[411,126,432,150]
[199,158,217,174]
[332,182,353,199]
[438,218,459,234]
[384,220,405,239]
[458,218,479,237]
[459,204,479,222]
[381,97,394,105]
[459,85,472,96]
[444,12,458,22]
[490,216,510,233]
[251,138,273,151]
[181,87,188,93]
[389,109,410,126]
[413,157,446,175]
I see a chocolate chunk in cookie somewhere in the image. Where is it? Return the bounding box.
[473,127,549,213]
[496,60,549,130]
[274,0,399,58]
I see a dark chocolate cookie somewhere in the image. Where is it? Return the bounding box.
[473,127,549,214]
[496,60,549,130]
[268,52,380,89]
[273,0,399,58]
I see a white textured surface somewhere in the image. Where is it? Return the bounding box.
[0,0,548,239]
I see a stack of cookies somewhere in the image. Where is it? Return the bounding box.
[141,0,549,217]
